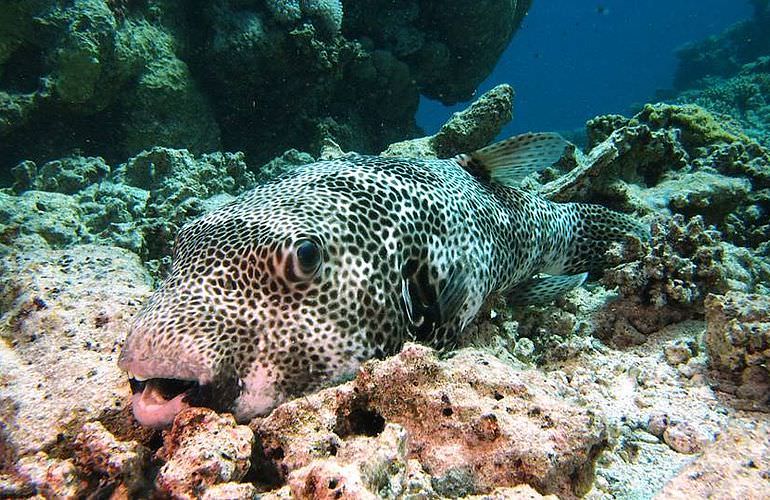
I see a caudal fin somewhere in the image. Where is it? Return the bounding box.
[558,204,650,276]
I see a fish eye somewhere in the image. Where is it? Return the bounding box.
[292,239,322,278]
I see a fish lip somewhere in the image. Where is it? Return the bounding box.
[126,376,204,428]
[120,357,214,427]
[121,362,242,427]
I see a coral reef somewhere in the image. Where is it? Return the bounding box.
[0,0,531,175]
[675,69,770,147]
[671,3,770,147]
[0,1,220,177]
[542,103,770,256]
[2,148,255,274]
[596,215,737,346]
[2,65,770,498]
[673,2,770,91]
[345,0,531,104]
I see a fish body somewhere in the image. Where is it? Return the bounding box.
[118,133,646,427]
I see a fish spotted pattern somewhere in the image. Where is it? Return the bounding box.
[118,133,648,427]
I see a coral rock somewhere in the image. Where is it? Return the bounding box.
[14,452,84,499]
[73,421,150,493]
[658,415,770,498]
[705,291,770,403]
[662,421,711,454]
[0,244,151,456]
[201,482,259,500]
[383,84,514,159]
[155,408,254,498]
[254,344,607,499]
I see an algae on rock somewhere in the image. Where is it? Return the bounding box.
[0,0,220,175]
[0,0,531,175]
[1,148,255,274]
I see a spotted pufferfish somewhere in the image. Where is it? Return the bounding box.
[118,133,648,427]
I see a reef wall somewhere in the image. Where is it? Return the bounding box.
[0,0,531,181]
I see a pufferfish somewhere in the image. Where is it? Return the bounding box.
[118,133,647,427]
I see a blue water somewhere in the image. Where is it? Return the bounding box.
[418,0,753,137]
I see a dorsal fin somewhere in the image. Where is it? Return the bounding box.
[459,132,569,187]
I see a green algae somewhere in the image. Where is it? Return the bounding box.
[637,103,750,150]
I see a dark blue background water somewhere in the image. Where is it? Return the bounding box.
[417,0,753,137]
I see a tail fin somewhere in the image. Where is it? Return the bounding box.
[559,204,650,276]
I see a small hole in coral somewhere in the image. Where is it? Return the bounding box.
[345,408,385,437]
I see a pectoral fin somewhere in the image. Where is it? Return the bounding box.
[400,258,471,346]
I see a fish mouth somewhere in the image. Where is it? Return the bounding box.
[127,376,207,428]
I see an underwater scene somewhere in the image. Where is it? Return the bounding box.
[1,0,769,498]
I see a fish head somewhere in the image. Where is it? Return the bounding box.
[118,163,407,427]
